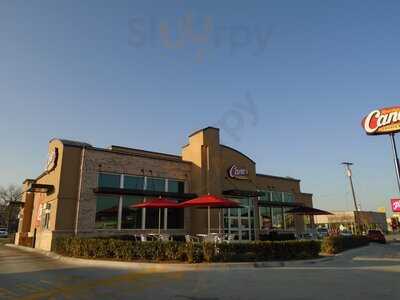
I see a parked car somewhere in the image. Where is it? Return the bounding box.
[317,228,329,239]
[0,228,8,238]
[367,229,386,244]
[340,229,353,237]
[297,232,319,240]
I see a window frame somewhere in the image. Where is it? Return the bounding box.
[95,172,186,231]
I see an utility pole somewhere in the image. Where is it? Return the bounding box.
[341,162,359,212]
[342,162,360,234]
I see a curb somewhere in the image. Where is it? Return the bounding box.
[5,244,332,271]
[353,257,400,262]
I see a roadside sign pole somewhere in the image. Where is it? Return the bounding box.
[389,133,400,194]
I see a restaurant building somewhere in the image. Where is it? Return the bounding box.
[15,127,314,250]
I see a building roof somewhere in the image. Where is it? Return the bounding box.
[109,145,183,160]
[188,126,219,138]
[220,144,256,164]
[256,173,301,182]
[49,138,190,164]
[50,138,92,148]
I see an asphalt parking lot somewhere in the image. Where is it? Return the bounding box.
[0,242,399,300]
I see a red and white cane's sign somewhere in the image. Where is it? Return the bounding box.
[228,165,249,180]
[391,198,400,212]
[362,107,400,135]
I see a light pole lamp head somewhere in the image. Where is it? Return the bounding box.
[341,162,353,166]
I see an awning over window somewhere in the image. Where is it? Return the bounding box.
[258,201,302,208]
[27,184,54,194]
[285,206,332,215]
[222,189,265,197]
[93,187,197,201]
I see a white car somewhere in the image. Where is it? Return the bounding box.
[0,228,8,238]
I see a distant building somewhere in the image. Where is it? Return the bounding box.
[314,211,387,233]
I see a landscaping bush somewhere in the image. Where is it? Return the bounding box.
[53,237,322,263]
[184,242,203,263]
[216,240,321,262]
[321,236,369,254]
[259,232,296,241]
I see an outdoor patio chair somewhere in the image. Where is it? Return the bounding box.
[132,234,141,242]
[159,234,171,242]
[204,235,217,243]
[185,235,200,243]
[226,234,235,243]
[140,234,148,242]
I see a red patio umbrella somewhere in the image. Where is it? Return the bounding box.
[132,197,180,233]
[179,195,240,234]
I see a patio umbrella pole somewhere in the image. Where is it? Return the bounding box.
[218,208,221,234]
[158,208,161,234]
[208,206,210,235]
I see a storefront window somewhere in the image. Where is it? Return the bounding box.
[284,207,295,230]
[229,207,239,217]
[259,207,272,230]
[304,215,312,230]
[95,195,119,229]
[145,208,165,229]
[166,208,184,229]
[272,207,284,229]
[98,173,121,188]
[272,191,283,202]
[283,192,294,203]
[41,203,51,229]
[146,177,165,192]
[121,196,143,229]
[124,176,144,190]
[223,197,254,241]
[168,180,185,193]
[259,190,271,202]
[96,174,186,231]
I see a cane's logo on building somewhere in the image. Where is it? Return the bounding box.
[228,165,249,180]
[391,198,400,212]
[362,107,400,135]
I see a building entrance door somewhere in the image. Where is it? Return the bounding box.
[224,197,255,241]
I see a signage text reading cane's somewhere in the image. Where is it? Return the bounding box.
[362,106,400,135]
[228,165,249,180]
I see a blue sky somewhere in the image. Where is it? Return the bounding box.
[1,0,400,213]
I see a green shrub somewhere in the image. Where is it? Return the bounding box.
[215,240,321,262]
[184,242,203,263]
[53,237,322,263]
[321,236,369,254]
[202,242,216,262]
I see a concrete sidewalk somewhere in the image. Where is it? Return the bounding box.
[5,243,333,271]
